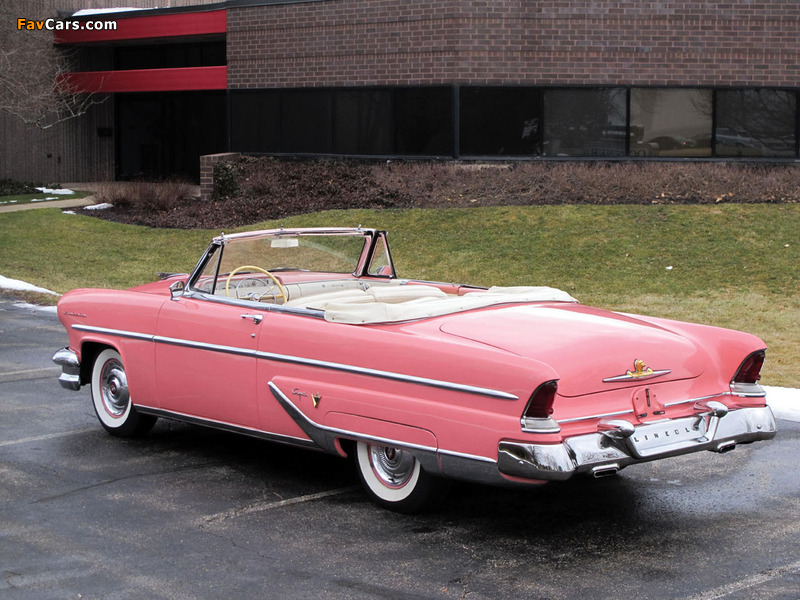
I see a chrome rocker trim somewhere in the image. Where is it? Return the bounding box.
[52,347,81,391]
[498,405,777,482]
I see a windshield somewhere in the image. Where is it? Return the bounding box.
[191,232,368,295]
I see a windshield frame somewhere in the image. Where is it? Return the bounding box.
[185,227,393,298]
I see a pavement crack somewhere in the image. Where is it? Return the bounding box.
[28,460,223,505]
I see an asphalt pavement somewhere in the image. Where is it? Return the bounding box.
[1,296,799,600]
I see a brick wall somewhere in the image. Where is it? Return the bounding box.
[199,152,239,201]
[227,0,800,88]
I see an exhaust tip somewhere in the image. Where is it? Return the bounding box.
[716,441,737,454]
[592,464,620,478]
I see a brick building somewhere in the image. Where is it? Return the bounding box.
[4,0,800,182]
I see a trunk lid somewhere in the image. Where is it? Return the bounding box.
[438,303,705,397]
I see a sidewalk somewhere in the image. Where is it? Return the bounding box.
[0,196,95,213]
[0,182,200,213]
[0,182,96,214]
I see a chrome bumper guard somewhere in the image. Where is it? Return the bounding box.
[52,347,81,391]
[498,406,777,482]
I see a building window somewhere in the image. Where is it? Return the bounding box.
[630,88,712,157]
[459,87,541,156]
[715,89,796,158]
[282,90,334,153]
[543,88,627,157]
[394,87,453,156]
[114,41,226,70]
[230,91,280,152]
[335,89,393,155]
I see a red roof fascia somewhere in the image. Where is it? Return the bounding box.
[54,9,226,44]
[63,66,228,93]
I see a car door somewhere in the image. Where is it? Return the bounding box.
[155,295,264,429]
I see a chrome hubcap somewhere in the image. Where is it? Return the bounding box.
[369,445,415,488]
[100,359,129,417]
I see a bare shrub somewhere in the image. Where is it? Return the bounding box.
[91,180,195,211]
[85,159,800,229]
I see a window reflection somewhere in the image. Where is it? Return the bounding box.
[543,88,627,157]
[716,89,796,157]
[335,89,392,155]
[630,89,712,157]
[459,87,541,156]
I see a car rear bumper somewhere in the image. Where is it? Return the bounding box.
[53,347,81,391]
[497,406,777,481]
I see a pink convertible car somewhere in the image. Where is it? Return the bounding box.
[53,227,776,512]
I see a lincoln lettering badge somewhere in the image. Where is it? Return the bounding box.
[603,359,671,383]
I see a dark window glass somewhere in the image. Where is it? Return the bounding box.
[543,88,627,157]
[114,41,226,71]
[460,87,541,156]
[230,91,280,152]
[394,88,453,156]
[716,89,796,157]
[335,89,392,155]
[630,88,712,157]
[282,90,334,153]
[74,45,114,71]
[116,91,226,181]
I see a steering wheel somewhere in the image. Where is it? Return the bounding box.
[224,265,287,303]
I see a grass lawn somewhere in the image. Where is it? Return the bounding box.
[0,204,798,386]
[0,190,90,206]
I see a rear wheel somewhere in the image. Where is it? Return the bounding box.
[90,348,156,437]
[354,441,449,513]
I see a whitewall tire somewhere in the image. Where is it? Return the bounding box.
[90,348,156,437]
[354,441,449,513]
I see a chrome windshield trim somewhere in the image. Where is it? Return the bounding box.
[71,324,518,401]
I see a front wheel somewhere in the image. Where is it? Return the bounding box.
[90,348,156,437]
[354,441,449,513]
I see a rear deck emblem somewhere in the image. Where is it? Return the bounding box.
[603,360,671,383]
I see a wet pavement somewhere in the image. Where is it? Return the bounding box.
[1,297,799,600]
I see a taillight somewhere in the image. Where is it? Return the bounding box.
[732,350,765,384]
[523,380,558,419]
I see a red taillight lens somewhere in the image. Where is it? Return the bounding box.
[732,350,765,384]
[523,380,558,419]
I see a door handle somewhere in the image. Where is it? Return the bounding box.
[240,314,263,324]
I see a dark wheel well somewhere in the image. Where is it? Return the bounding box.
[79,342,113,386]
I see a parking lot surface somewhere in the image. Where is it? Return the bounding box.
[2,297,799,600]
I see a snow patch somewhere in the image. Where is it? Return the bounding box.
[35,187,74,195]
[72,7,150,16]
[0,274,59,296]
[764,386,800,422]
[84,203,113,211]
[11,302,57,314]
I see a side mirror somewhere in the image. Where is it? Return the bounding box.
[169,280,185,301]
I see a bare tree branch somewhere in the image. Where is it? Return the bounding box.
[0,3,105,129]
